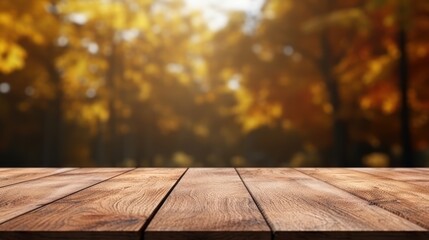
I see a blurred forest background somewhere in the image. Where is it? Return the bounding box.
[1,0,429,167]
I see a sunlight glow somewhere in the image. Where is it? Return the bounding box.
[185,0,265,30]
[57,36,69,47]
[67,13,88,25]
[0,82,10,94]
[121,29,140,41]
[86,88,97,99]
[283,46,294,56]
[227,75,241,91]
[166,63,184,74]
[87,43,99,54]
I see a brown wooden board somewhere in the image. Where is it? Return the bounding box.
[416,168,429,172]
[0,168,130,225]
[0,168,427,239]
[299,168,429,230]
[145,168,271,240]
[353,168,429,188]
[238,168,426,240]
[0,168,186,240]
[0,168,75,188]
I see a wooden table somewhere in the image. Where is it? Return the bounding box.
[0,168,428,240]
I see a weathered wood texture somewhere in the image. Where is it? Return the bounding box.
[0,168,130,225]
[299,168,429,229]
[0,168,74,188]
[238,168,425,240]
[0,168,428,240]
[145,168,271,240]
[0,168,185,240]
[352,168,429,188]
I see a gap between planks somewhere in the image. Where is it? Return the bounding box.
[1,168,427,240]
[0,168,134,226]
[297,168,429,230]
[144,168,271,240]
[0,168,76,188]
[235,168,275,240]
[238,168,426,240]
[0,168,186,240]
[350,168,429,189]
[138,168,189,234]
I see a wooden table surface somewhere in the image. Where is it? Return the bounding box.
[0,168,428,240]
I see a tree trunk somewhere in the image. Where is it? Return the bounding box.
[106,43,119,166]
[398,0,414,167]
[43,62,63,167]
[94,120,105,166]
[320,33,349,167]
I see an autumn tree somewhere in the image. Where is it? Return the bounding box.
[0,0,66,165]
[1,0,429,167]
[211,0,429,166]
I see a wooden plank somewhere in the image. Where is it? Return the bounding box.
[0,168,130,225]
[0,168,75,188]
[238,168,425,240]
[299,168,429,230]
[353,168,429,188]
[0,168,186,240]
[415,168,429,174]
[145,168,271,240]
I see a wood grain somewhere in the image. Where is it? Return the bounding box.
[0,168,75,188]
[353,168,429,188]
[145,168,271,240]
[0,168,185,240]
[299,168,429,229]
[0,168,130,225]
[238,168,425,240]
[0,168,427,239]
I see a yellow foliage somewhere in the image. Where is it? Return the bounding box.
[138,82,152,101]
[383,15,395,27]
[0,13,14,31]
[323,104,333,114]
[193,124,209,138]
[302,8,368,33]
[310,83,324,104]
[360,97,372,110]
[157,117,180,134]
[233,87,285,133]
[65,101,108,133]
[264,0,293,19]
[363,55,396,85]
[2,0,425,168]
[172,151,193,166]
[178,74,191,85]
[242,116,265,133]
[362,153,389,167]
[0,40,27,74]
[123,158,137,167]
[133,14,150,29]
[85,103,109,123]
[239,104,283,133]
[231,155,246,166]
[382,97,398,115]
[145,64,159,75]
[289,153,306,167]
[282,119,293,130]
[269,103,283,118]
